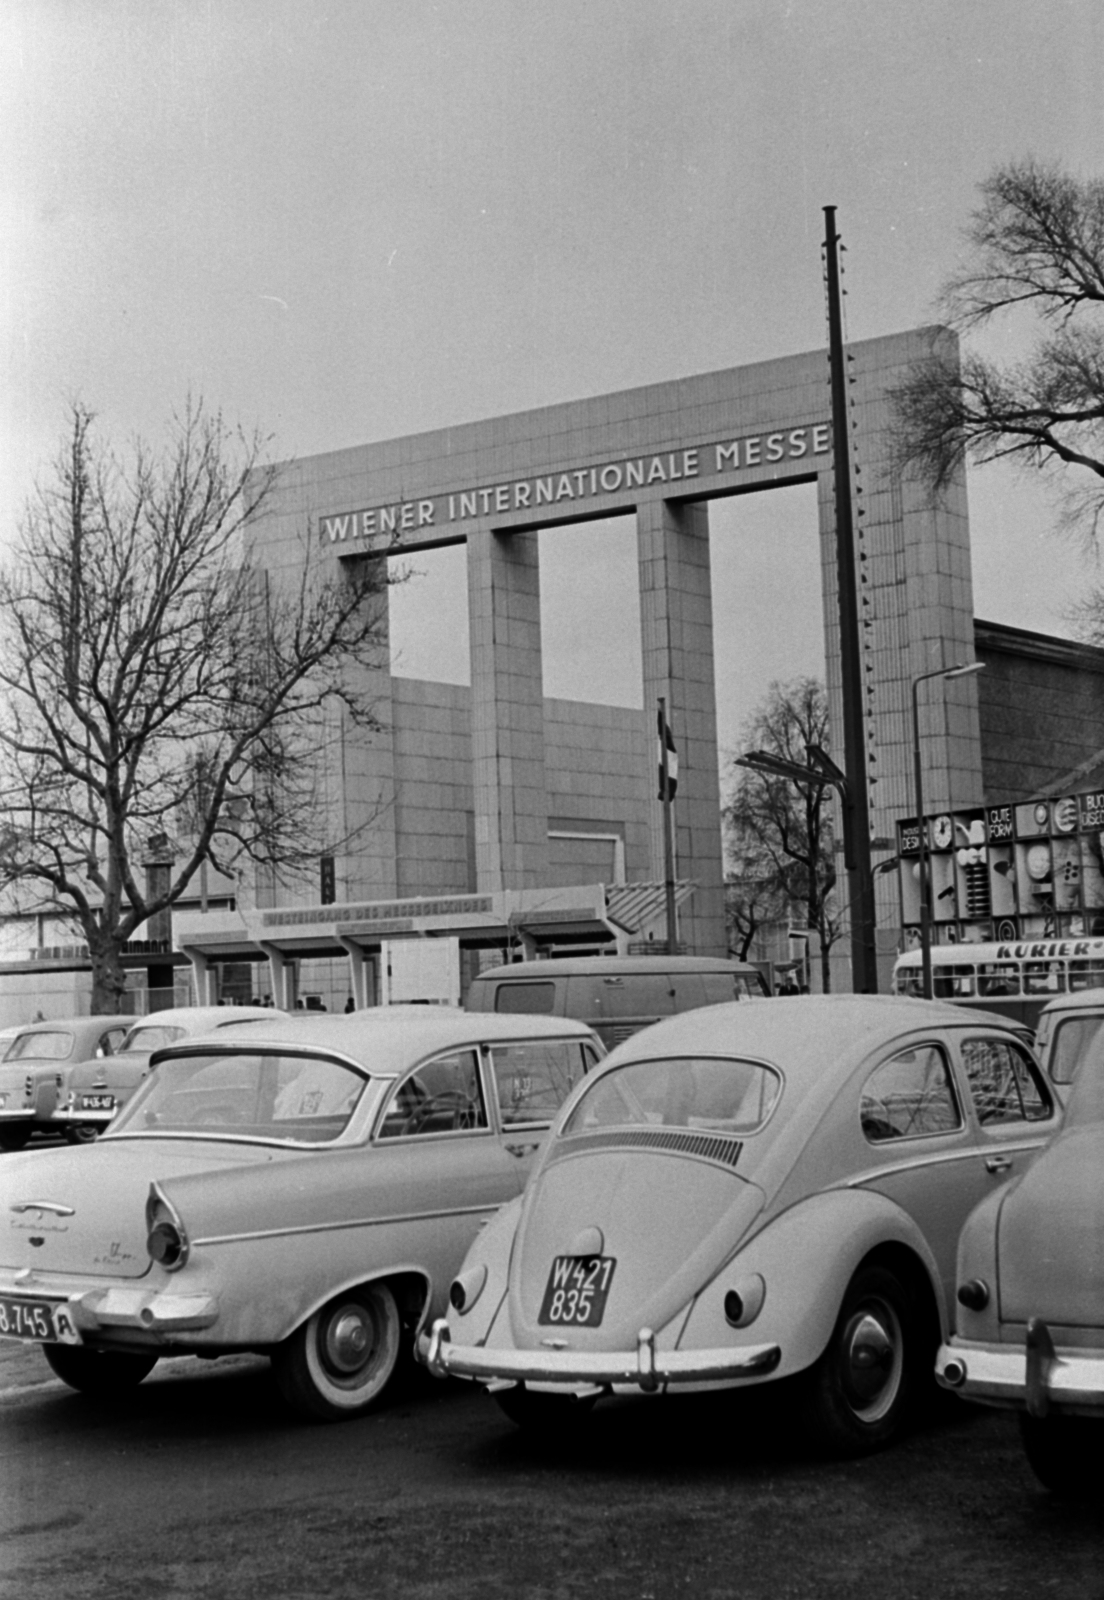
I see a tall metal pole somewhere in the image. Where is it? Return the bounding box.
[911,675,932,1000]
[659,697,678,955]
[823,206,879,993]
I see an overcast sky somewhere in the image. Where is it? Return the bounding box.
[4,0,1103,759]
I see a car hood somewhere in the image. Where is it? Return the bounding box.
[997,1126,1104,1328]
[0,1139,281,1280]
[507,1141,765,1350]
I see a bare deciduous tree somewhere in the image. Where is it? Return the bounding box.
[723,677,841,991]
[893,158,1104,548]
[0,402,391,1011]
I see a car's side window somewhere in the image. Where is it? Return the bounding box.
[376,1049,488,1139]
[488,1040,589,1127]
[860,1044,962,1143]
[960,1038,1053,1125]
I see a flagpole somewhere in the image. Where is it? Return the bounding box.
[659,696,678,954]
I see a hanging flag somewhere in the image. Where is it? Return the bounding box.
[657,708,679,800]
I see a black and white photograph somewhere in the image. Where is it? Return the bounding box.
[1,3,1102,1595]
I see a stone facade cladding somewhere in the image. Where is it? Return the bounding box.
[391,679,650,899]
[975,619,1104,803]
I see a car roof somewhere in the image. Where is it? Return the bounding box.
[472,956,756,979]
[1038,986,1104,1016]
[596,993,1024,1083]
[155,1005,598,1078]
[7,1015,130,1035]
[126,1006,282,1032]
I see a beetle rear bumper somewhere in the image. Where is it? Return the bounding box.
[423,1318,782,1393]
[937,1330,1104,1417]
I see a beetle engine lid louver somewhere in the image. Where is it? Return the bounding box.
[553,1127,743,1170]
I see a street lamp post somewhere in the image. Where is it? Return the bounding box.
[911,662,985,999]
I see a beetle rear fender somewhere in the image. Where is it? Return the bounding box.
[679,1187,946,1381]
[442,1194,523,1348]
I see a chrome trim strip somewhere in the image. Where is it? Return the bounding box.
[193,1201,499,1249]
[846,1138,1045,1186]
[9,1201,76,1216]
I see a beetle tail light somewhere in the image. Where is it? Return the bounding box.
[956,1279,990,1312]
[449,1263,488,1315]
[724,1274,766,1329]
[146,1182,190,1272]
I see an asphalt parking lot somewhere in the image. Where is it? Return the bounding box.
[1,1339,1100,1600]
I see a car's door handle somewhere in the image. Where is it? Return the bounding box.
[985,1155,1012,1174]
[505,1141,541,1159]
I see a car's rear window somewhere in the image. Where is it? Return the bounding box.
[109,1051,369,1143]
[121,1024,187,1053]
[3,1030,74,1062]
[561,1055,781,1138]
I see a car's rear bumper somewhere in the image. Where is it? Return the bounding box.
[51,1107,115,1126]
[937,1322,1104,1417]
[0,1110,33,1123]
[0,1281,219,1345]
[422,1317,782,1393]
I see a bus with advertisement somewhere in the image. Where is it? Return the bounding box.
[891,936,1104,1029]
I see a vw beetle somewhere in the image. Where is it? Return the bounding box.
[0,1009,601,1420]
[426,995,1058,1454]
[936,1023,1104,1495]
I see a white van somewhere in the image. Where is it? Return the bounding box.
[465,955,768,1051]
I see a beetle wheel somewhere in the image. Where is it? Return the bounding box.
[801,1265,917,1456]
[273,1283,402,1423]
[44,1343,158,1395]
[1020,1413,1101,1498]
[493,1383,597,1436]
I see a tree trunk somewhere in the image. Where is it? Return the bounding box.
[88,941,129,1015]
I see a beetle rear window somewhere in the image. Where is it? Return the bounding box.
[562,1055,781,1137]
[109,1051,368,1142]
[1048,1015,1104,1085]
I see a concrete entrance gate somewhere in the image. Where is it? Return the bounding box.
[254,325,984,974]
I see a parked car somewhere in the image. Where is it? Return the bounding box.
[0,1017,132,1150]
[0,1008,603,1420]
[425,995,1058,1455]
[50,1005,282,1142]
[466,955,768,1052]
[935,1022,1104,1496]
[1030,987,1104,1105]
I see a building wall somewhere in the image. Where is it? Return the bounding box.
[390,678,650,898]
[975,620,1104,803]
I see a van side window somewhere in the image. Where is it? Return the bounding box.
[493,982,556,1015]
